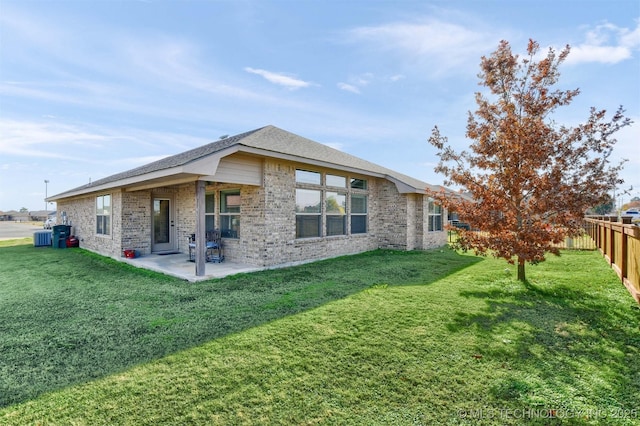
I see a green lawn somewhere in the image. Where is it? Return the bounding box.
[1,240,638,425]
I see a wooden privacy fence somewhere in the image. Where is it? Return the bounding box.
[584,216,640,304]
[447,228,596,250]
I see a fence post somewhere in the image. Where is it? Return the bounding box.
[609,217,616,265]
[621,227,628,283]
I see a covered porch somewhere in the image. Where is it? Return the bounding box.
[145,155,263,278]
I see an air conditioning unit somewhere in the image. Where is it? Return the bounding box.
[34,231,52,247]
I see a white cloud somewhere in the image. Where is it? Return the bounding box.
[620,19,640,48]
[337,73,376,94]
[346,17,500,77]
[566,20,640,64]
[0,118,212,165]
[337,82,361,94]
[568,45,631,64]
[353,72,374,86]
[0,119,108,159]
[0,8,275,106]
[244,67,312,89]
[337,72,404,94]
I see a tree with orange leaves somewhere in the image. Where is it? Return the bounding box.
[428,39,631,282]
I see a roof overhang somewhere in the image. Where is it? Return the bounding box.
[47,143,431,202]
[47,153,227,201]
[386,176,428,195]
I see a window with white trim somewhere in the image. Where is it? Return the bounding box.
[96,194,111,235]
[428,201,443,232]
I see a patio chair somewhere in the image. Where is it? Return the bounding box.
[188,230,224,263]
[205,229,224,263]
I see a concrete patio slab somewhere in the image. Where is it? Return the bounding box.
[122,252,263,282]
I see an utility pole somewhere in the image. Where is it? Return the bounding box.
[44,180,49,217]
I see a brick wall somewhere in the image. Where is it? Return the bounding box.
[57,190,124,258]
[373,179,410,249]
[122,191,151,255]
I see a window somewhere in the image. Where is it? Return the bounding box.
[351,194,367,234]
[326,174,346,188]
[153,199,170,244]
[350,178,367,190]
[326,191,346,236]
[296,188,321,238]
[296,169,321,185]
[428,201,443,232]
[295,169,368,238]
[220,190,240,238]
[205,193,215,231]
[96,194,111,235]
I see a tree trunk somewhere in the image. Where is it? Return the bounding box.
[517,257,526,282]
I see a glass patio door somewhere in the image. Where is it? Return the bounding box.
[152,197,175,252]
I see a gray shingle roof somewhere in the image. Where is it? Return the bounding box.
[239,126,439,192]
[51,125,437,199]
[57,128,263,195]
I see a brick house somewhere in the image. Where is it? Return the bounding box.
[48,126,448,276]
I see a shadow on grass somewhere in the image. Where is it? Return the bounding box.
[449,277,640,414]
[0,245,480,408]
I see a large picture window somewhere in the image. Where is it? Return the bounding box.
[220,190,240,238]
[428,201,443,232]
[96,194,111,235]
[295,169,368,239]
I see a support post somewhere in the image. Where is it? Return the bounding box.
[195,180,206,276]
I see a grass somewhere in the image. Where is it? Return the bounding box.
[1,240,639,424]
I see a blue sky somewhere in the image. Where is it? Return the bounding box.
[1,0,638,212]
